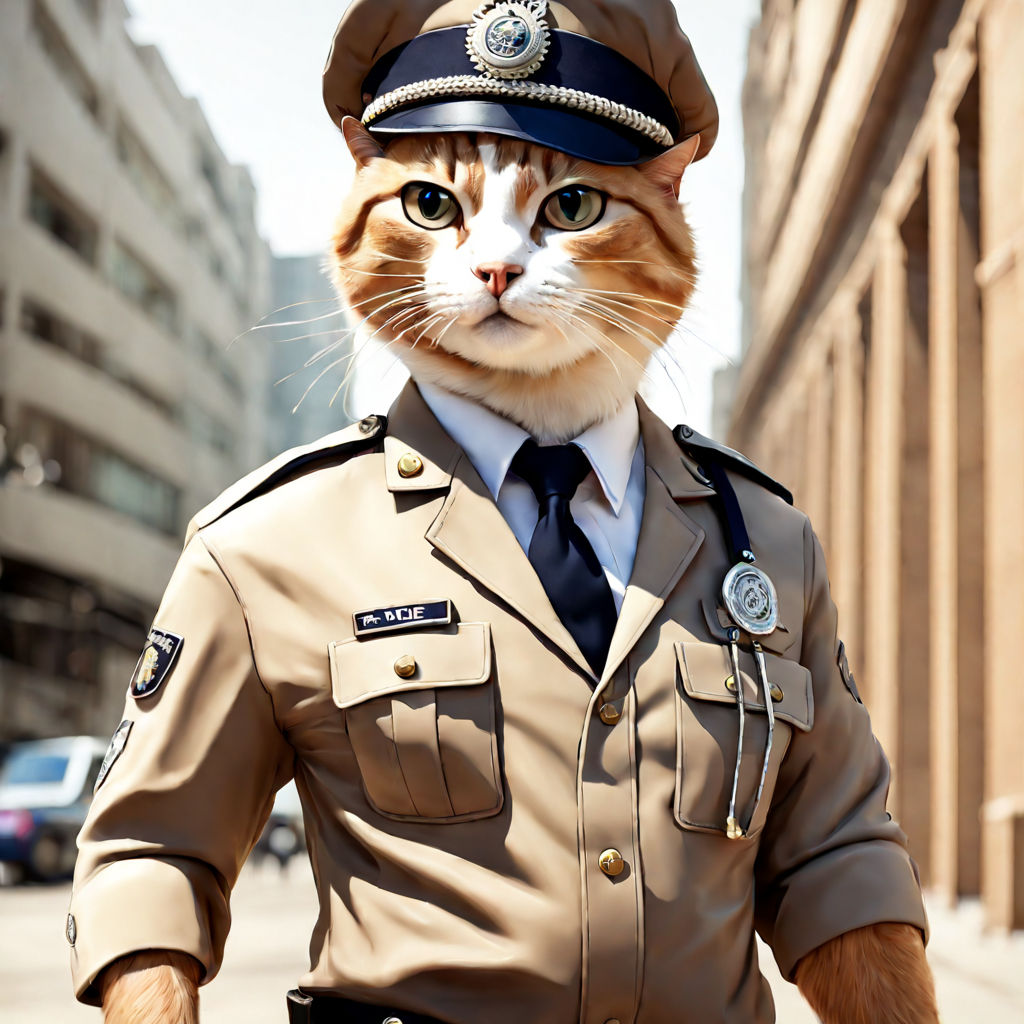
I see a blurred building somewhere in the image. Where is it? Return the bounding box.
[727,0,1023,930]
[0,0,272,739]
[265,254,354,457]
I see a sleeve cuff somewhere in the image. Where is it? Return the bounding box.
[769,841,929,980]
[69,857,227,1005]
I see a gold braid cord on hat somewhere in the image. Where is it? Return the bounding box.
[361,75,675,148]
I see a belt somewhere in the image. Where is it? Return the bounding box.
[287,990,447,1024]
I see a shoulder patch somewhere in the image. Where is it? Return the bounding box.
[129,629,183,699]
[186,414,387,542]
[673,424,793,505]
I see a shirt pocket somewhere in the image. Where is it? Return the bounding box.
[329,622,503,823]
[673,640,813,839]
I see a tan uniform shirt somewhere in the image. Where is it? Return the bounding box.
[70,383,927,1022]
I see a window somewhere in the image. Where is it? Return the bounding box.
[15,407,181,535]
[183,402,236,457]
[28,167,98,264]
[115,116,180,230]
[31,1,100,120]
[74,0,100,23]
[19,297,177,418]
[109,239,178,334]
[193,327,244,398]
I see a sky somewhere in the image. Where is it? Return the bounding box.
[126,0,759,435]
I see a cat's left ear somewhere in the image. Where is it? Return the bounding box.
[342,116,386,167]
[639,134,701,200]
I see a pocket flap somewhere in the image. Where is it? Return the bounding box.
[700,597,796,656]
[676,640,813,731]
[330,623,491,710]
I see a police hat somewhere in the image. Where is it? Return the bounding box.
[323,0,718,166]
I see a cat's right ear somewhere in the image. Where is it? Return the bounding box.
[342,117,386,168]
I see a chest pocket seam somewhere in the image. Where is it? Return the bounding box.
[329,623,503,824]
[673,640,812,839]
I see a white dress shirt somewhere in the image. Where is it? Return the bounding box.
[418,383,646,613]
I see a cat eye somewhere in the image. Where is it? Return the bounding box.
[542,186,607,231]
[401,182,461,230]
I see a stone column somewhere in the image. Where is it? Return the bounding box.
[829,309,865,680]
[979,0,1024,931]
[863,214,932,880]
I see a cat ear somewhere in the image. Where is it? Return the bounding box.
[639,134,701,200]
[342,116,386,167]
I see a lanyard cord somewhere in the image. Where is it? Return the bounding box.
[702,458,755,565]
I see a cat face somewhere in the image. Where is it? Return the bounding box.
[332,122,699,440]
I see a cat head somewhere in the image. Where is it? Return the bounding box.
[331,121,699,441]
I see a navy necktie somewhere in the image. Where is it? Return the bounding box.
[511,440,617,675]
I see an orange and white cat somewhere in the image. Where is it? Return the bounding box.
[101,122,938,1024]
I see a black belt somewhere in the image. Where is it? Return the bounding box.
[287,990,447,1024]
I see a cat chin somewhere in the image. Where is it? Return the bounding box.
[399,344,646,442]
[439,319,594,377]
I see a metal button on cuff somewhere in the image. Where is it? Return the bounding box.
[397,452,423,478]
[393,655,417,678]
[599,848,625,877]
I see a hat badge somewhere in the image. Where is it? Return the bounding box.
[467,1,551,80]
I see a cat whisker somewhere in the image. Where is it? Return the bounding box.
[576,297,694,410]
[575,287,691,318]
[290,301,428,413]
[231,304,348,346]
[366,249,429,265]
[571,258,699,280]
[266,326,355,348]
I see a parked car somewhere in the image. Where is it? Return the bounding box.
[0,735,107,882]
[254,779,306,868]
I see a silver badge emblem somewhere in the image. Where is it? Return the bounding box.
[467,1,551,80]
[722,563,779,636]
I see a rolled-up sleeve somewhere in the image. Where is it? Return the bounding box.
[754,519,928,979]
[69,534,293,1004]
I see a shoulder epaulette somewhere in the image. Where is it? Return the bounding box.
[673,423,793,506]
[185,414,387,543]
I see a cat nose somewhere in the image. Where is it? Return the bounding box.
[473,262,523,298]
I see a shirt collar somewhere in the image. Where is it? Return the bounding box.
[417,383,640,516]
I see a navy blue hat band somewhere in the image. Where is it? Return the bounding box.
[360,26,682,163]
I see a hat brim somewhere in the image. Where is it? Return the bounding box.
[367,99,668,166]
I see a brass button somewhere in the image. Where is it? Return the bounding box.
[393,655,417,679]
[598,848,625,877]
[725,674,738,693]
[397,452,423,478]
[769,682,783,702]
[598,702,621,725]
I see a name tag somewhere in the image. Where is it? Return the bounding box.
[353,600,452,637]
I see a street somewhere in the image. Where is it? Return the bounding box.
[1,857,1021,1022]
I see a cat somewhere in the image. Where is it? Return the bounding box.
[101,121,938,1024]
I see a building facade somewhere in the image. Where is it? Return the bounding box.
[728,0,1023,930]
[265,254,354,457]
[0,0,272,739]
